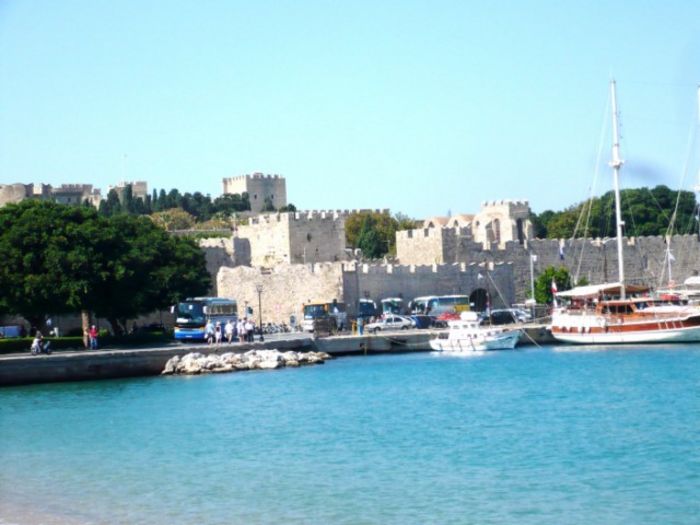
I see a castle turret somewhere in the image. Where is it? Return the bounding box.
[222,173,287,213]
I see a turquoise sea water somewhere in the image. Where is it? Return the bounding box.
[1,346,700,524]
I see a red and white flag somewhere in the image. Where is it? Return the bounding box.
[551,278,558,294]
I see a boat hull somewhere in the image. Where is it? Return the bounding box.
[551,323,700,344]
[429,330,521,352]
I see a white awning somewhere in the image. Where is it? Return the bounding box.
[555,282,649,298]
[683,276,700,287]
[555,282,623,298]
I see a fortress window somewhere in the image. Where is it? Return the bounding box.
[517,218,525,244]
[307,233,312,242]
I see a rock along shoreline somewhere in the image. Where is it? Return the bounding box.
[161,349,332,375]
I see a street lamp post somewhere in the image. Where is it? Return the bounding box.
[255,284,264,342]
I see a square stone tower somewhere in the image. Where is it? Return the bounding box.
[222,173,287,213]
[472,200,533,248]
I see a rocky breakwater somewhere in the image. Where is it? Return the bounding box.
[161,349,332,375]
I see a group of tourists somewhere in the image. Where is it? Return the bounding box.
[205,318,256,345]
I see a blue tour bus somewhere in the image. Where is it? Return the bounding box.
[173,297,238,341]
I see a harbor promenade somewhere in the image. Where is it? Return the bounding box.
[0,326,554,386]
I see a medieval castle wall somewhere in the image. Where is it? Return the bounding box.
[222,173,287,213]
[233,209,387,267]
[397,233,700,303]
[217,261,515,325]
[1,182,102,207]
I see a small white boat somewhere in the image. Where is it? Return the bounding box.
[429,312,522,353]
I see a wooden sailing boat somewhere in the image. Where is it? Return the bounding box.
[549,81,700,344]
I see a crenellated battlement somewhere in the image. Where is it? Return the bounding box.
[223,173,284,182]
[480,199,529,208]
[340,260,512,275]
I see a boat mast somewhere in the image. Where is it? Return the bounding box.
[695,85,700,239]
[610,80,626,299]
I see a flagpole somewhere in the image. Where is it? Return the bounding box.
[529,254,536,302]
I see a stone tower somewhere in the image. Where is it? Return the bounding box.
[222,173,287,213]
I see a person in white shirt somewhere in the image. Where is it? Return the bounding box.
[224,319,234,344]
[237,319,246,343]
[214,322,223,345]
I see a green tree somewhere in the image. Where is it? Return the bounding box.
[534,266,572,304]
[530,186,697,239]
[91,215,210,333]
[0,201,210,335]
[345,211,413,257]
[0,201,112,328]
[98,189,122,216]
[150,209,196,231]
[356,215,384,259]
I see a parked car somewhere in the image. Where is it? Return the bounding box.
[409,315,433,329]
[483,308,530,325]
[365,315,414,333]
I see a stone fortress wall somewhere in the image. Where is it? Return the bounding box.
[0,181,147,207]
[222,173,287,213]
[218,261,515,326]
[213,196,700,323]
[398,230,700,303]
[232,209,389,267]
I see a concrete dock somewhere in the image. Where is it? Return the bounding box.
[0,325,554,387]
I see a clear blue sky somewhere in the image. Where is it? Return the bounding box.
[2,1,699,218]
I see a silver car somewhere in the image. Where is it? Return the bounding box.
[365,315,414,333]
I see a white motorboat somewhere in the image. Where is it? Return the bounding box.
[430,312,522,353]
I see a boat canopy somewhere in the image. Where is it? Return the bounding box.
[683,276,700,287]
[555,282,648,298]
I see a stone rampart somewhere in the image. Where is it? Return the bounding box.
[235,211,350,266]
[398,229,700,302]
[218,263,346,325]
[217,261,515,324]
[0,184,30,206]
[199,237,235,294]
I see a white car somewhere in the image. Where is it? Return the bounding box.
[365,315,414,333]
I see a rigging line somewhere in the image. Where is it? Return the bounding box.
[482,272,540,348]
[665,113,698,239]
[658,112,698,288]
[575,98,611,282]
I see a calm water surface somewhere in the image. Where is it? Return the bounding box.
[1,346,699,524]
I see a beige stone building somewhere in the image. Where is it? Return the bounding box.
[0,183,101,207]
[222,173,287,213]
[107,180,149,200]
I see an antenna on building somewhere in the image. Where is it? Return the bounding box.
[122,153,128,182]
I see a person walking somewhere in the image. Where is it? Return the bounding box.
[237,319,245,343]
[214,322,223,345]
[224,319,234,344]
[205,320,214,345]
[245,318,254,342]
[88,325,99,350]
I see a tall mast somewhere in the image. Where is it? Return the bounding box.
[695,86,700,238]
[610,80,626,298]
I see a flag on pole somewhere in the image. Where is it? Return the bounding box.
[551,278,558,307]
[531,254,537,262]
[668,252,676,262]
